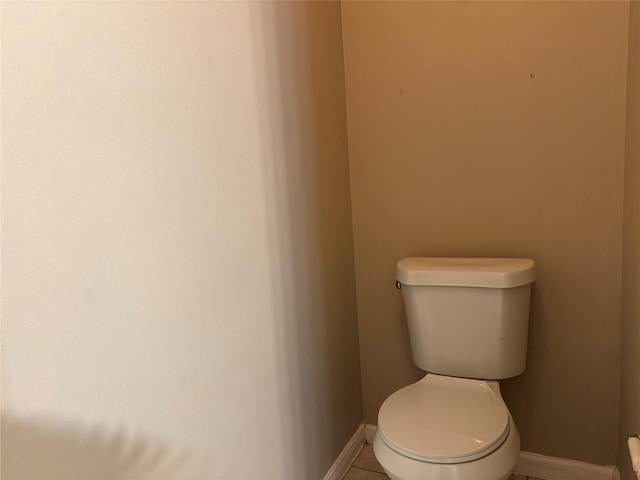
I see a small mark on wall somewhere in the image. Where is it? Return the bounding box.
[398,89,404,96]
[530,72,536,78]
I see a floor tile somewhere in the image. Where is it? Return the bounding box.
[352,444,385,473]
[343,467,389,480]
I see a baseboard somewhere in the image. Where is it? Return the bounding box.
[611,466,621,480]
[515,451,616,480]
[322,424,366,480]
[365,424,377,444]
[363,424,617,480]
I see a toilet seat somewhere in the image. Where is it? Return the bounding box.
[377,374,510,464]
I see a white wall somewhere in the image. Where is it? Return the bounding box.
[1,2,362,478]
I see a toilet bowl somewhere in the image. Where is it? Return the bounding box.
[374,257,536,480]
[373,374,519,480]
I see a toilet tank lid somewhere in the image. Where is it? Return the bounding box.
[397,257,536,288]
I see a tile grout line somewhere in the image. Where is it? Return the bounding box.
[351,466,386,475]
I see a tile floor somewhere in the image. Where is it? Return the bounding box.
[343,443,388,480]
[344,444,542,480]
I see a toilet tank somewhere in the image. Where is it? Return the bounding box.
[397,257,536,379]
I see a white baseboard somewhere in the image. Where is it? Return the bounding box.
[515,451,617,480]
[322,424,366,480]
[365,424,377,444]
[363,424,617,480]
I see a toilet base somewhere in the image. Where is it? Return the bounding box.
[372,418,520,480]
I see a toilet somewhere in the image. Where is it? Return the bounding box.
[373,257,536,480]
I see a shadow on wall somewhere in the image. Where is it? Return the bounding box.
[251,2,362,479]
[1,415,201,479]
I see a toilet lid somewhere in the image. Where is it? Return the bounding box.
[377,374,510,464]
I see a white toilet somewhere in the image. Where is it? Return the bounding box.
[373,257,536,480]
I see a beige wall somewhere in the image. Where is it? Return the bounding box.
[342,1,628,466]
[1,2,362,478]
[618,2,640,479]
